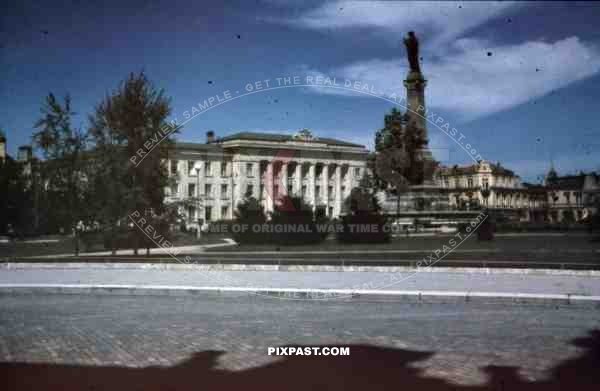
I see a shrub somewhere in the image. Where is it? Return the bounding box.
[476,217,495,241]
[336,212,390,243]
[270,196,325,245]
[335,175,390,243]
[562,210,575,224]
[231,197,267,244]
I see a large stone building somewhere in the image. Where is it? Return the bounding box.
[436,161,547,220]
[165,129,369,229]
[544,166,600,222]
[436,161,599,222]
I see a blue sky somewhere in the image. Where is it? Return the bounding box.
[2,0,599,182]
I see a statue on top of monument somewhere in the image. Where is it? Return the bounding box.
[404,31,421,73]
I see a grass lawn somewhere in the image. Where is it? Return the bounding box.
[204,233,599,253]
[0,232,224,258]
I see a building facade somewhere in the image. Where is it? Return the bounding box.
[436,161,599,222]
[165,129,369,229]
[544,167,600,223]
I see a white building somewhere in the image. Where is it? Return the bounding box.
[544,167,600,222]
[436,161,599,222]
[437,161,545,210]
[165,129,369,229]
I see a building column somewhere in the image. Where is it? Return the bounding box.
[265,162,274,215]
[232,161,240,217]
[281,162,288,200]
[309,163,316,211]
[295,163,302,197]
[322,164,329,216]
[254,162,261,201]
[335,164,342,217]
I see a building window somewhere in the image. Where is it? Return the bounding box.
[328,185,333,198]
[482,177,489,189]
[246,163,253,176]
[205,183,212,198]
[221,161,228,177]
[260,161,268,176]
[221,206,229,219]
[187,206,196,221]
[188,183,195,197]
[302,185,307,197]
[204,206,212,222]
[354,167,360,177]
[443,177,449,188]
[171,160,178,175]
[288,184,293,194]
[246,184,254,197]
[221,184,228,198]
[205,161,212,176]
[467,177,474,188]
[341,186,346,196]
[188,161,195,175]
[328,206,333,216]
[315,185,321,198]
[170,184,178,196]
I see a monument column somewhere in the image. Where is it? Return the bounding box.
[403,31,428,133]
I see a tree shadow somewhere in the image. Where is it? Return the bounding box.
[2,329,599,390]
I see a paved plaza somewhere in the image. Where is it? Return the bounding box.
[1,293,600,390]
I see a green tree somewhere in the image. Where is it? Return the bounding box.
[231,196,266,244]
[234,196,266,223]
[271,196,324,244]
[338,175,390,243]
[372,108,405,191]
[88,72,177,255]
[342,175,381,215]
[0,152,34,236]
[373,108,434,216]
[374,108,432,187]
[32,94,89,254]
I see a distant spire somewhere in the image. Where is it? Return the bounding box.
[545,157,558,186]
[548,156,557,176]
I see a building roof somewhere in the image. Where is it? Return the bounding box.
[217,131,365,148]
[171,141,222,151]
[439,162,516,177]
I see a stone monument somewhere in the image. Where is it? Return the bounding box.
[379,32,456,228]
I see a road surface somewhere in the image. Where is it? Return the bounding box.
[1,293,600,389]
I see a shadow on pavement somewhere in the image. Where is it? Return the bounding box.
[2,329,599,390]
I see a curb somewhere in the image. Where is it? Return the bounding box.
[1,284,599,306]
[3,262,600,276]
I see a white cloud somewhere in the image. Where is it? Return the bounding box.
[275,1,600,119]
[286,1,520,47]
[300,36,600,119]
